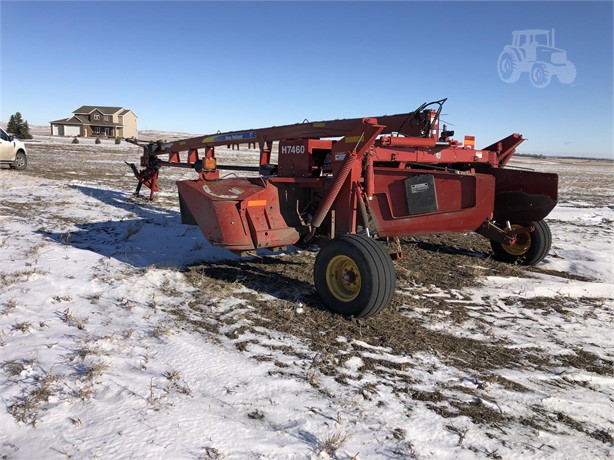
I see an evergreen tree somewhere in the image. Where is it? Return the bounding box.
[7,114,18,134]
[21,121,32,139]
[6,112,32,139]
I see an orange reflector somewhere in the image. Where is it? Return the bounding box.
[247,200,267,207]
[464,135,475,149]
[204,157,217,170]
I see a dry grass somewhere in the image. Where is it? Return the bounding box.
[146,378,165,408]
[84,292,102,304]
[247,409,265,420]
[203,447,224,459]
[76,384,95,401]
[163,369,180,381]
[151,322,172,339]
[81,360,109,381]
[3,360,26,376]
[121,329,134,339]
[3,298,18,315]
[72,343,101,361]
[306,370,321,388]
[9,369,61,426]
[11,320,32,333]
[0,269,45,287]
[61,308,88,330]
[53,295,73,303]
[320,431,350,457]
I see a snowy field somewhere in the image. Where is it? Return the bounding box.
[0,137,612,459]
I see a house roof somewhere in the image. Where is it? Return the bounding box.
[73,106,124,115]
[50,115,122,127]
[118,109,138,118]
[50,116,86,125]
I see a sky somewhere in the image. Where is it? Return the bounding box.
[1,1,612,157]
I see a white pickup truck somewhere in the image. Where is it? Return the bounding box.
[0,127,27,170]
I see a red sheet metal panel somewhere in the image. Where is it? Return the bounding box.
[367,168,496,237]
[176,178,300,251]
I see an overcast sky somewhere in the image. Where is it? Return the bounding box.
[1,1,612,157]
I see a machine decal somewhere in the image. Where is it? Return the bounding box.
[281,145,306,154]
[202,184,239,199]
[202,131,257,144]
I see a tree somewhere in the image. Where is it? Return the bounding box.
[6,114,18,133]
[6,112,33,139]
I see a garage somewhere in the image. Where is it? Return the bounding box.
[64,125,80,136]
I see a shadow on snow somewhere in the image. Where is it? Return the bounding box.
[39,185,324,308]
[37,185,236,268]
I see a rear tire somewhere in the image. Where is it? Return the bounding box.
[490,220,551,266]
[314,234,395,317]
[12,151,27,170]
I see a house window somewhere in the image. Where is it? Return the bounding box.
[104,116,110,121]
[94,114,100,120]
[94,127,101,134]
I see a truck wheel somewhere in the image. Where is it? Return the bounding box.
[314,234,396,318]
[530,62,551,88]
[497,51,521,83]
[12,151,27,170]
[490,220,551,266]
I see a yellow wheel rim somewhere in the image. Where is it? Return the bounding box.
[326,255,361,302]
[502,224,532,256]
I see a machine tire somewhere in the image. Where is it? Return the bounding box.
[530,62,551,88]
[490,220,552,266]
[497,51,521,83]
[314,234,395,318]
[12,151,27,170]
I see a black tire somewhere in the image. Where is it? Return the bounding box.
[12,151,27,170]
[314,234,396,318]
[497,51,520,83]
[530,62,551,88]
[490,220,552,266]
